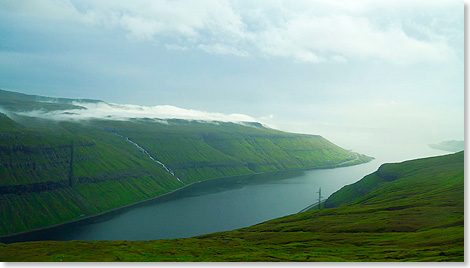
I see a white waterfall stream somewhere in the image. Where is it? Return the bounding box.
[115,133,183,183]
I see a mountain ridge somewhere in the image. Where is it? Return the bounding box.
[0,89,372,236]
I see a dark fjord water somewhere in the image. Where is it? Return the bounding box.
[7,159,381,243]
[7,148,446,243]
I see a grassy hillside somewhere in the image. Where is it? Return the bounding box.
[324,150,464,208]
[0,89,99,112]
[0,89,371,236]
[0,151,463,262]
[0,115,184,236]
[95,118,368,183]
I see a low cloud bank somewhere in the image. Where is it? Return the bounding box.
[16,101,260,124]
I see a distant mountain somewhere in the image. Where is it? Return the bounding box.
[428,140,464,152]
[0,89,372,236]
[0,89,101,112]
[1,151,463,261]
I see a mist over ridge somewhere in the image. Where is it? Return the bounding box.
[0,89,265,126]
[16,100,260,124]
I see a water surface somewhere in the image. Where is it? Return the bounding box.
[6,147,447,243]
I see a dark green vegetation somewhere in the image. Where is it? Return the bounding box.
[325,149,464,209]
[0,89,371,236]
[428,140,464,152]
[0,151,463,261]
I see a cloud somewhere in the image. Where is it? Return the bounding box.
[165,44,188,51]
[261,14,451,64]
[1,0,459,64]
[16,101,259,123]
[332,55,347,63]
[198,44,249,57]
[0,0,81,20]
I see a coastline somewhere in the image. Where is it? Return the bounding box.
[0,155,373,243]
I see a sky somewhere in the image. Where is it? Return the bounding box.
[0,0,464,160]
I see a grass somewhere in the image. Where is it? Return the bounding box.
[0,89,371,236]
[0,151,463,262]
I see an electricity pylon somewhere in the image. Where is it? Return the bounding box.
[317,187,323,210]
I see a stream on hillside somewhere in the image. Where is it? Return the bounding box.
[3,148,447,243]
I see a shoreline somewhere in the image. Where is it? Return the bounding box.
[0,156,374,243]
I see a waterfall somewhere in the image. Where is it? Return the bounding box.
[115,133,183,183]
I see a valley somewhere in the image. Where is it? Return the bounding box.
[0,89,372,237]
[1,151,463,261]
[0,1,462,262]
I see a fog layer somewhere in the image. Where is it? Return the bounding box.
[17,101,258,123]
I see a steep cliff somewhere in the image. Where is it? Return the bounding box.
[0,89,372,236]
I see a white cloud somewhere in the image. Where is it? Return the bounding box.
[1,0,460,64]
[165,44,188,51]
[198,44,249,57]
[16,101,259,123]
[253,12,453,63]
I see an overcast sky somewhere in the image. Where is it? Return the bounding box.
[0,0,464,160]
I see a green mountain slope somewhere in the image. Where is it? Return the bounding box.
[0,151,463,262]
[324,150,464,208]
[0,89,371,236]
[0,89,99,112]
